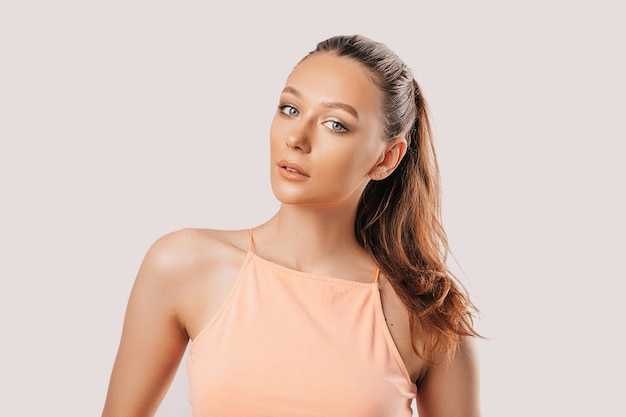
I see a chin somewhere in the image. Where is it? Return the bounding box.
[271,188,312,206]
[270,175,307,205]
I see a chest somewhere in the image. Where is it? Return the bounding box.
[186,255,418,415]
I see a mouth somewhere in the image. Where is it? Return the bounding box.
[285,166,303,174]
[278,160,309,177]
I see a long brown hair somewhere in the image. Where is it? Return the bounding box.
[311,35,480,363]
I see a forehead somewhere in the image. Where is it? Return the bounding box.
[285,53,382,118]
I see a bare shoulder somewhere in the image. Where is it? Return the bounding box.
[143,227,248,270]
[416,336,482,417]
[137,227,251,339]
[101,228,249,417]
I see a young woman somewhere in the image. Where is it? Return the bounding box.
[101,34,482,417]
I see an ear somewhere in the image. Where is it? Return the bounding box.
[369,137,408,181]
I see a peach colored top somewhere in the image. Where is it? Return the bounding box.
[187,230,417,416]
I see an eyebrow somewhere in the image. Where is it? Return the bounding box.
[281,86,360,120]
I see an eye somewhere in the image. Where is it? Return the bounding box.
[323,120,349,133]
[278,104,299,117]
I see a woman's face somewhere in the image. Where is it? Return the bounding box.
[269,52,386,207]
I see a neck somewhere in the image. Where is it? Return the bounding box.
[254,198,372,276]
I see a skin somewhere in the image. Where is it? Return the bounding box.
[101,52,481,417]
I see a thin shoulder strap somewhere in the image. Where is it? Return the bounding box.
[248,228,254,253]
[373,267,380,284]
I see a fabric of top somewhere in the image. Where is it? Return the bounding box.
[187,231,417,416]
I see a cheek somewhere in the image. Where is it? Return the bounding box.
[319,145,374,184]
[344,140,381,176]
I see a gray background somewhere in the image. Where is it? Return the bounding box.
[1,1,624,416]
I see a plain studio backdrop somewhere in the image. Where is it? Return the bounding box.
[1,1,624,416]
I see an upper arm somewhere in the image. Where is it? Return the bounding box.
[101,231,196,417]
[415,336,482,417]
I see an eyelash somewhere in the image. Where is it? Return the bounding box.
[323,120,349,134]
[278,104,299,117]
[277,104,350,134]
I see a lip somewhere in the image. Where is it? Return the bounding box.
[277,159,310,179]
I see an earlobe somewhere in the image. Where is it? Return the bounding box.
[369,137,407,180]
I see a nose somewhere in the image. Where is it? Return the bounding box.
[285,122,311,153]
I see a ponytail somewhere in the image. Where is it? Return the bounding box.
[356,79,480,364]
